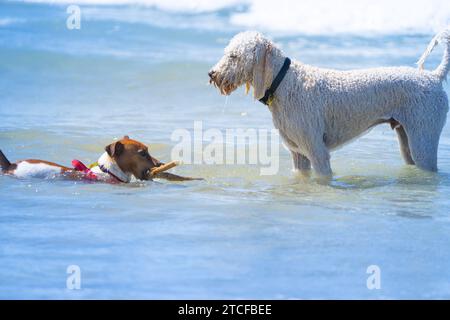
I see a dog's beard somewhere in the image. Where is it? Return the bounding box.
[210,74,239,96]
[220,82,237,95]
[245,82,250,95]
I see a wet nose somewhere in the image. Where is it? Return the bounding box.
[208,70,215,78]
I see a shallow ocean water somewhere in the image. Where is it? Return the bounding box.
[1,1,450,299]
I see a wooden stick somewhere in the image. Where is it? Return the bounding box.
[150,161,179,176]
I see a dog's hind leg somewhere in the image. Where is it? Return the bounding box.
[400,95,448,172]
[395,125,415,165]
[404,127,440,172]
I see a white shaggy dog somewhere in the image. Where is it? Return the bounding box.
[209,30,450,177]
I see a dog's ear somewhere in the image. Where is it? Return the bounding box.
[105,141,124,158]
[252,42,272,100]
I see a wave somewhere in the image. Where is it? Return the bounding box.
[0,18,25,26]
[14,0,246,12]
[13,0,450,35]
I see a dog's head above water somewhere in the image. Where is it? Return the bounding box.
[208,31,285,100]
[104,136,162,181]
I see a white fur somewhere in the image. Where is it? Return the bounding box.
[209,30,450,176]
[13,161,62,179]
[91,152,131,183]
[417,28,450,81]
[10,153,131,182]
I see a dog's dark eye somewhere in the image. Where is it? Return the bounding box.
[229,54,238,59]
[139,150,148,157]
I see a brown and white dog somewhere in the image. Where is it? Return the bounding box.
[0,136,201,183]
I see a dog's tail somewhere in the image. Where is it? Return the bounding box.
[0,150,12,172]
[417,27,450,82]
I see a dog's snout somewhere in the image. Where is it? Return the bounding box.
[208,70,215,78]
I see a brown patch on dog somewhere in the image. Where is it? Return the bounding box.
[19,159,73,172]
[105,136,163,180]
[369,118,401,130]
[389,119,401,130]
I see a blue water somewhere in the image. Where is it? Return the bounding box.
[1,2,450,299]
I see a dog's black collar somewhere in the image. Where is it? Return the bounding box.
[259,57,291,106]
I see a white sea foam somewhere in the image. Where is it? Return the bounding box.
[15,0,245,12]
[231,0,450,35]
[13,0,450,35]
[0,18,25,26]
[0,19,12,26]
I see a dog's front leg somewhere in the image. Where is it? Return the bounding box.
[306,141,332,181]
[291,151,311,176]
